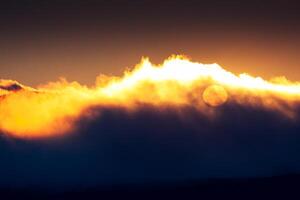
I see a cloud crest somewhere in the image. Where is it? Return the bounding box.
[0,55,300,138]
[1,56,300,186]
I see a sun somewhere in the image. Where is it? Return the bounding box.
[202,85,228,107]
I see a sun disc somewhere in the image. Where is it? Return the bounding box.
[202,85,228,107]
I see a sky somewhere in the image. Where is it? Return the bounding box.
[1,0,300,190]
[0,0,300,86]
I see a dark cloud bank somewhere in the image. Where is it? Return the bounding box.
[0,81,23,92]
[1,101,300,190]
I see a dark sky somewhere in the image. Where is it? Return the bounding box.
[0,0,300,86]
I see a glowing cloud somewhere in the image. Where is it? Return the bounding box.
[1,55,300,138]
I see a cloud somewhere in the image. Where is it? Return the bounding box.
[1,56,300,138]
[1,56,300,187]
[0,80,24,95]
[1,100,300,187]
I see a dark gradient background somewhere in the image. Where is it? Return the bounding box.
[0,0,300,86]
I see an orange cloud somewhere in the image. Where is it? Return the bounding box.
[1,55,300,139]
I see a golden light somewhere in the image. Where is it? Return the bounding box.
[1,55,300,139]
[202,85,228,107]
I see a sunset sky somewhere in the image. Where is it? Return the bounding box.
[2,1,300,198]
[0,0,300,86]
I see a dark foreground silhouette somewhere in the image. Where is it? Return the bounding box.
[1,174,300,200]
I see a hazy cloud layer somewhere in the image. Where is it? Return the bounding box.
[1,57,300,187]
[1,101,300,187]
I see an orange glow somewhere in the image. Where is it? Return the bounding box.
[1,55,300,138]
[202,85,228,107]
